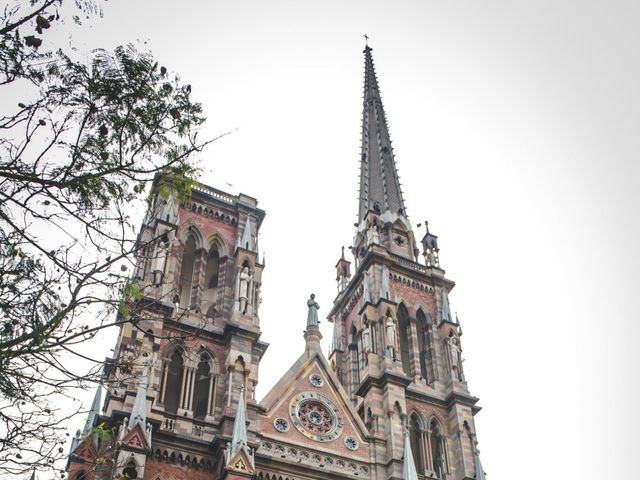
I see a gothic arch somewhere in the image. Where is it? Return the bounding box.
[178,223,205,249]
[428,417,449,478]
[193,348,220,419]
[416,307,435,384]
[178,232,198,309]
[397,303,412,377]
[122,458,139,480]
[349,324,360,392]
[409,411,426,474]
[161,343,185,414]
[240,256,254,270]
[161,340,186,360]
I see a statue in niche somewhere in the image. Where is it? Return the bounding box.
[385,313,396,359]
[306,294,320,327]
[238,266,251,313]
[362,321,372,354]
[447,336,464,381]
[151,234,170,285]
[367,221,380,246]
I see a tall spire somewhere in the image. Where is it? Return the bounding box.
[358,45,406,223]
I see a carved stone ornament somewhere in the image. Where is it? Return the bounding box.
[289,392,344,442]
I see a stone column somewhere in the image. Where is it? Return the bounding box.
[159,361,169,404]
[179,367,188,409]
[186,367,196,410]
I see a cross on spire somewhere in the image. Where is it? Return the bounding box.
[363,33,369,46]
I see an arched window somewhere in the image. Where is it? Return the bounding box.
[370,320,377,354]
[163,348,184,414]
[193,351,217,420]
[123,460,138,479]
[349,324,360,392]
[397,304,412,377]
[205,245,220,289]
[409,413,426,474]
[178,235,197,309]
[416,309,435,383]
[430,419,448,478]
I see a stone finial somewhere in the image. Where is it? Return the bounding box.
[130,360,150,428]
[474,448,487,480]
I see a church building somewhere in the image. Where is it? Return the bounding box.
[67,46,487,480]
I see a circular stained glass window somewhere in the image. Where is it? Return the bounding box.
[309,373,324,387]
[289,392,343,442]
[344,436,358,450]
[273,417,289,432]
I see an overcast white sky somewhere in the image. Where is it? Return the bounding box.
[59,1,640,478]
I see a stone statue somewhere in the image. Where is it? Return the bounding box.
[385,313,396,358]
[368,222,380,245]
[362,322,372,354]
[448,336,463,380]
[151,235,170,286]
[306,294,320,327]
[238,266,251,313]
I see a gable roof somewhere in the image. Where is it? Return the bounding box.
[260,347,370,443]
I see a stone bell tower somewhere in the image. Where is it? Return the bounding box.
[328,46,486,480]
[67,175,268,480]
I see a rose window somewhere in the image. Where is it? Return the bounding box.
[298,401,334,434]
[289,392,344,442]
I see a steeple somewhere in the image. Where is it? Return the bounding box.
[358,45,406,223]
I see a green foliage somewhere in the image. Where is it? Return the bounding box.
[0,1,212,477]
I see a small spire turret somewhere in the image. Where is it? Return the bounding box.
[402,429,419,480]
[229,385,248,458]
[474,448,487,480]
[130,360,150,427]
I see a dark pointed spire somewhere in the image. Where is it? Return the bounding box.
[358,45,406,223]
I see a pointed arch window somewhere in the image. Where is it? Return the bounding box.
[193,351,218,420]
[416,309,436,384]
[178,235,197,309]
[397,304,412,377]
[349,324,360,392]
[409,413,426,474]
[205,245,220,289]
[162,348,184,414]
[429,419,448,478]
[123,460,138,480]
